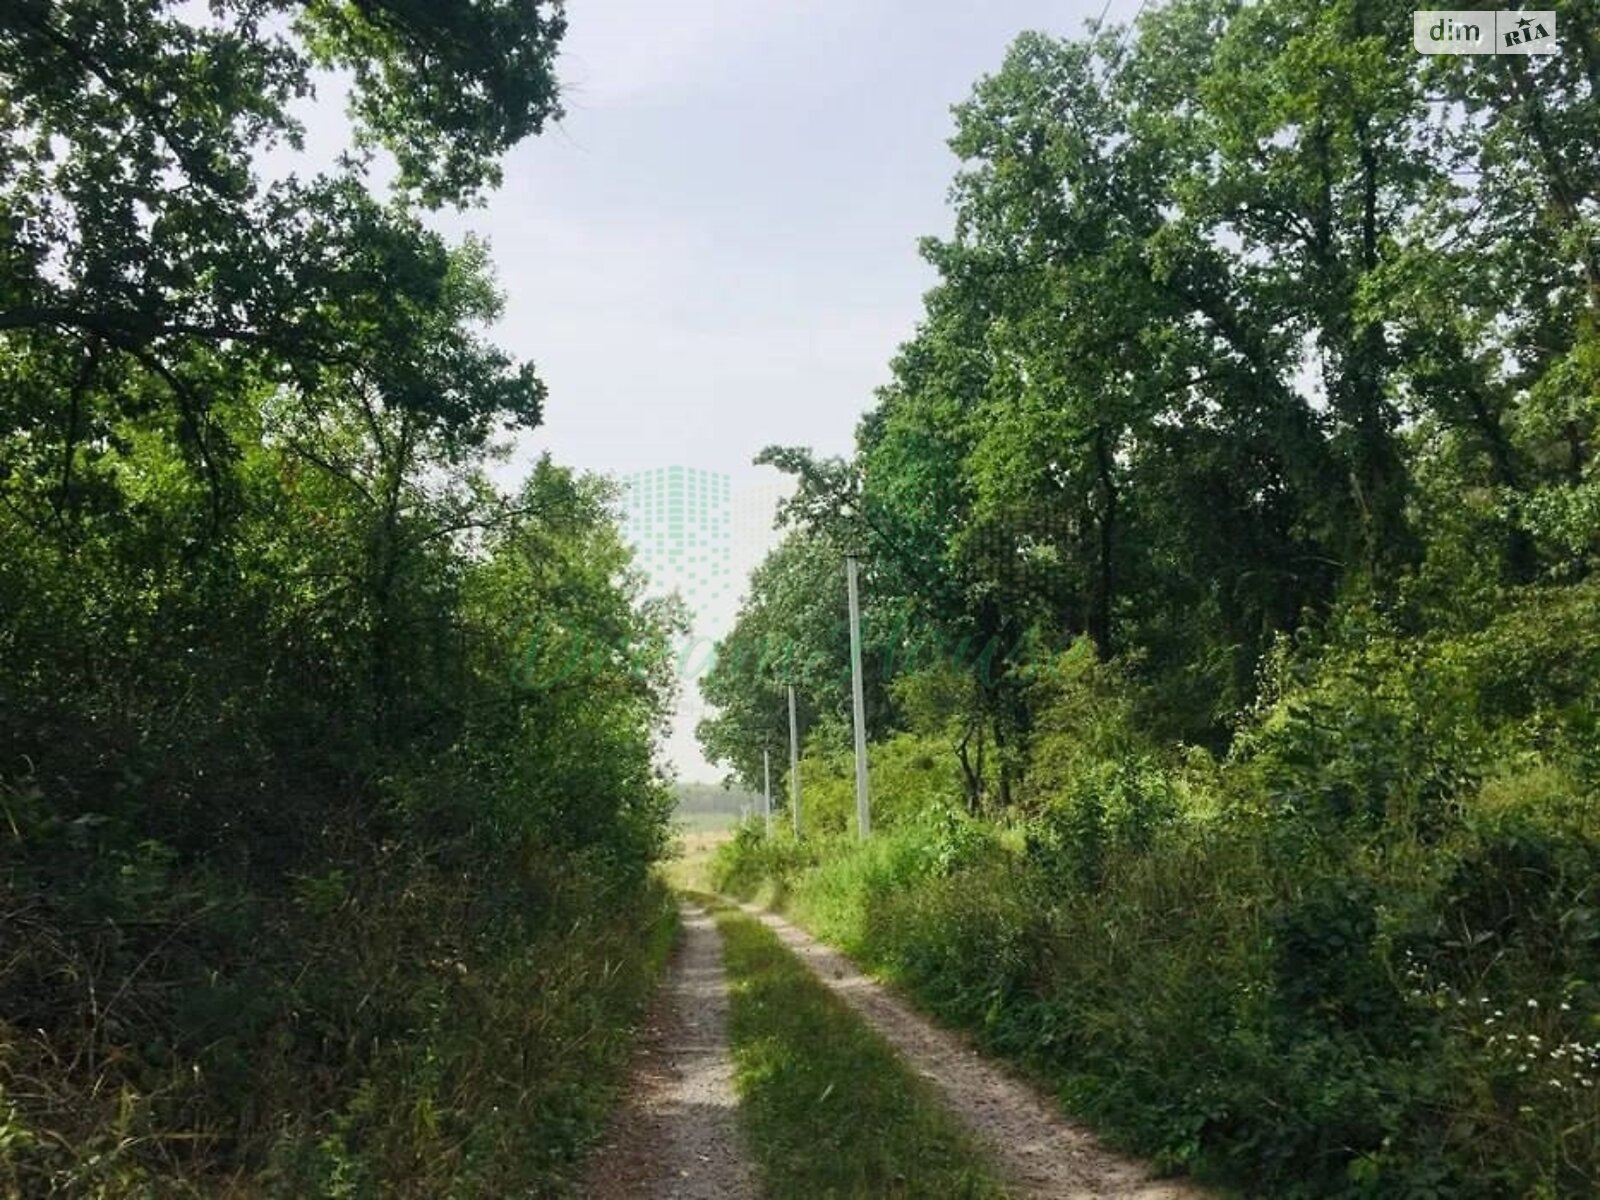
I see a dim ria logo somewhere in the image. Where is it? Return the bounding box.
[1414,10,1557,54]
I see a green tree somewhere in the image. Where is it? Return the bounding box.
[0,2,689,1192]
[697,530,889,792]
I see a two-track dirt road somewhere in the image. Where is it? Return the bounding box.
[586,899,1203,1198]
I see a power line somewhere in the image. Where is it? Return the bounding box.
[1110,0,1151,73]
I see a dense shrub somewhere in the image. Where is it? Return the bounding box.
[791,730,968,836]
[716,620,1600,1197]
[0,460,682,1196]
[0,6,687,1192]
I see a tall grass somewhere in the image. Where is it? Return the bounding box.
[0,862,677,1198]
[715,774,1600,1196]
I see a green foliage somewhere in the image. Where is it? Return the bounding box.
[259,883,678,1198]
[0,3,682,1193]
[1233,618,1482,837]
[717,623,1600,1196]
[709,0,1600,785]
[1022,643,1155,797]
[723,798,1600,1195]
[298,0,567,206]
[790,732,968,837]
[705,898,1007,1199]
[696,0,1600,1193]
[697,530,897,792]
[0,439,682,1196]
[1024,759,1180,892]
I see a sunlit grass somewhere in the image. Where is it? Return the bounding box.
[697,894,1008,1199]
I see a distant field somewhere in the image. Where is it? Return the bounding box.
[673,809,744,833]
[662,827,736,892]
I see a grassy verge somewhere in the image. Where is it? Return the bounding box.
[712,800,1600,1199]
[0,869,679,1198]
[258,875,685,1197]
[696,894,1007,1199]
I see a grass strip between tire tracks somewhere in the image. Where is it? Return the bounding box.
[694,893,1008,1199]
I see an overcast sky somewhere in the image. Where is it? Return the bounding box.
[411,0,1126,485]
[296,0,1130,778]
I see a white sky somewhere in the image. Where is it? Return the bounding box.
[418,0,1124,484]
[292,0,1129,777]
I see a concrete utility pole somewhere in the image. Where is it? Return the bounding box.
[787,683,801,836]
[845,553,872,839]
[762,747,773,838]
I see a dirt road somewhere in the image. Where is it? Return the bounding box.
[744,904,1204,1199]
[583,905,756,1199]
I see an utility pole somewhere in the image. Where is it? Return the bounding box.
[762,746,773,838]
[787,682,801,836]
[845,553,872,839]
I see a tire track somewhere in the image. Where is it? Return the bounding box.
[743,903,1204,1199]
[583,904,755,1199]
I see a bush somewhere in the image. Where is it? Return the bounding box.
[710,820,824,902]
[792,732,967,836]
[699,562,1600,1197]
[713,693,1600,1195]
[0,461,682,1196]
[0,835,677,1199]
[1023,757,1180,891]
